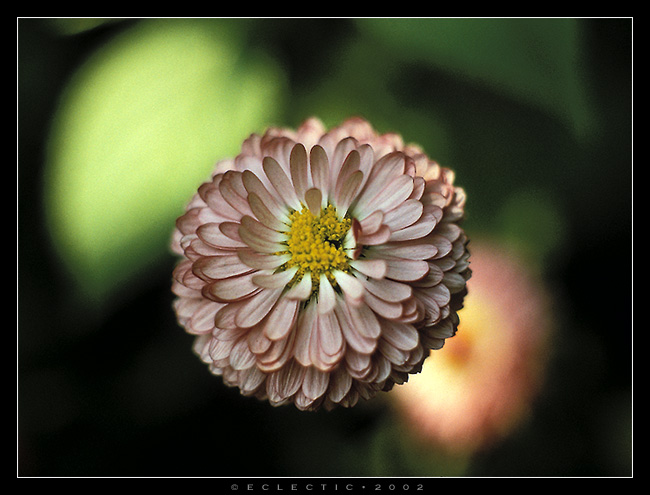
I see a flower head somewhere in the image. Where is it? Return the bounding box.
[171,117,470,411]
[391,242,551,454]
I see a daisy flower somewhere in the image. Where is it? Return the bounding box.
[171,117,470,411]
[392,242,551,454]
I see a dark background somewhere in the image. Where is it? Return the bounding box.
[18,18,632,477]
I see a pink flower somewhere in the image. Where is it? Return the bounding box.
[171,117,470,411]
[391,242,551,454]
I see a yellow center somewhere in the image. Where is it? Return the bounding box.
[281,204,351,291]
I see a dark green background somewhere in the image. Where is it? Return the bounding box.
[18,18,632,477]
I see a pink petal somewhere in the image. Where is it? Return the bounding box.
[382,198,423,231]
[264,297,300,341]
[189,301,221,334]
[346,301,381,339]
[247,325,273,354]
[317,310,344,357]
[328,367,353,403]
[330,137,359,178]
[290,143,309,202]
[242,170,287,221]
[384,259,429,281]
[229,337,257,370]
[267,360,306,401]
[205,272,259,302]
[219,174,254,217]
[359,174,414,218]
[240,215,286,243]
[371,242,438,260]
[208,336,237,361]
[363,290,404,320]
[294,300,317,367]
[263,156,302,211]
[381,319,419,351]
[309,144,330,198]
[198,179,241,221]
[356,225,391,246]
[304,187,323,216]
[197,223,247,250]
[411,262,444,287]
[333,148,360,191]
[362,277,412,303]
[352,152,405,214]
[302,366,330,400]
[239,366,266,395]
[378,338,408,366]
[248,192,288,232]
[238,221,286,254]
[318,275,336,315]
[238,249,290,270]
[388,210,437,242]
[192,255,253,281]
[350,259,387,279]
[334,303,377,355]
[257,330,295,372]
[235,287,283,328]
[333,271,365,304]
[334,170,363,217]
[359,210,384,235]
[429,234,453,260]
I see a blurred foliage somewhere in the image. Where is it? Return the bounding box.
[44,19,285,303]
[19,18,631,477]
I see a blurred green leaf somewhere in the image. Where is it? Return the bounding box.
[358,18,593,139]
[495,188,568,269]
[44,19,284,303]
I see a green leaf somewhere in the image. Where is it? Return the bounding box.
[44,19,284,303]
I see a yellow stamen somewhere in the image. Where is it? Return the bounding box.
[279,204,351,293]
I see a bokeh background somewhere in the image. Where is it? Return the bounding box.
[18,18,632,477]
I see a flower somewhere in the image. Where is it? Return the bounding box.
[171,117,470,411]
[391,242,551,454]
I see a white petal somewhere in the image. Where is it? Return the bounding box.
[284,272,313,300]
[333,271,365,304]
[252,266,298,289]
[350,259,387,279]
[318,275,336,314]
